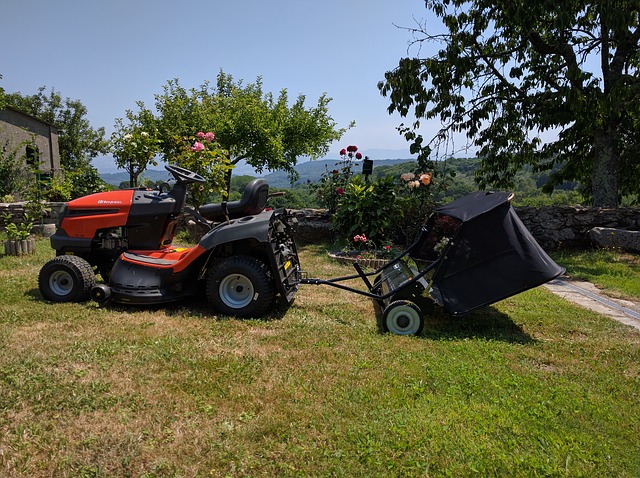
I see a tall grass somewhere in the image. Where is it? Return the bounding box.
[0,239,638,477]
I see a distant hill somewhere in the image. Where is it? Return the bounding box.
[100,169,175,186]
[100,158,416,187]
[260,158,416,188]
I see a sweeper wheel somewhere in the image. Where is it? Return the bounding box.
[382,300,425,336]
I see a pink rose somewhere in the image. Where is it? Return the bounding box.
[191,141,205,152]
[204,132,215,142]
[196,132,205,138]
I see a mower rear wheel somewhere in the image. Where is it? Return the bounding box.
[38,255,96,303]
[382,300,425,336]
[206,256,275,318]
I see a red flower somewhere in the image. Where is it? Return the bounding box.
[355,152,362,160]
[347,145,358,153]
[339,148,347,156]
[336,187,345,195]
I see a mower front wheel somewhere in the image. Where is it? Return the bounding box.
[206,256,275,318]
[382,300,425,336]
[38,255,96,303]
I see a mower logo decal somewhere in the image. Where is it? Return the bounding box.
[97,200,123,205]
[284,260,291,270]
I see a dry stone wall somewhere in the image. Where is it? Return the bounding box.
[1,202,638,251]
[294,206,640,250]
[514,206,639,250]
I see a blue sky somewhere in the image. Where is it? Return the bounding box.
[2,0,434,172]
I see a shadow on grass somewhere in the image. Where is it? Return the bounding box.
[27,284,293,325]
[27,285,531,343]
[421,306,535,344]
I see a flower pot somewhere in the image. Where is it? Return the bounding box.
[3,237,36,256]
[328,251,388,270]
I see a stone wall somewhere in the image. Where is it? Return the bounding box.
[0,202,66,234]
[1,201,638,251]
[515,206,639,250]
[293,206,640,250]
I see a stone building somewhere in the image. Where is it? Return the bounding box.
[0,106,62,178]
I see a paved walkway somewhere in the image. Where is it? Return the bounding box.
[544,278,640,331]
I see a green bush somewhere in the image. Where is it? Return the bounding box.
[332,175,402,247]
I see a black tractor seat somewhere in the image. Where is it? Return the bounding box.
[199,178,270,222]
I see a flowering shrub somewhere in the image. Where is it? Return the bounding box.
[332,175,402,246]
[110,126,161,187]
[315,145,439,250]
[172,131,233,207]
[311,145,361,213]
[394,170,436,244]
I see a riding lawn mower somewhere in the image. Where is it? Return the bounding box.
[38,165,301,318]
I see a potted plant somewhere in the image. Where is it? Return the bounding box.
[2,212,35,256]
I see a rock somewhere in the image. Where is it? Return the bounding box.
[588,227,640,252]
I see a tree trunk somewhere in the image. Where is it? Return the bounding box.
[591,130,620,208]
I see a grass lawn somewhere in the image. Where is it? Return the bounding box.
[551,249,640,301]
[0,238,639,477]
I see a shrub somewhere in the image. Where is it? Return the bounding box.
[311,145,360,213]
[332,175,401,246]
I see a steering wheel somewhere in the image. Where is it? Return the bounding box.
[165,164,206,184]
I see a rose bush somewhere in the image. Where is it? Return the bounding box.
[172,131,233,207]
[311,145,361,213]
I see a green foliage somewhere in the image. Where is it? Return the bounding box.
[551,249,640,299]
[66,166,111,198]
[40,174,73,202]
[379,0,640,207]
[0,74,5,109]
[311,147,360,213]
[170,132,233,207]
[0,135,30,199]
[1,212,32,240]
[5,87,109,199]
[267,188,307,210]
[110,104,161,187]
[152,71,349,183]
[332,175,403,246]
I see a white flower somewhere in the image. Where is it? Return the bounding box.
[124,134,132,140]
[140,131,149,137]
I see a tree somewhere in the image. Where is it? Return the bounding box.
[379,0,640,207]
[5,87,110,197]
[0,135,30,199]
[152,71,349,194]
[110,104,161,187]
[0,74,6,109]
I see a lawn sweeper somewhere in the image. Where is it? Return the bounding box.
[300,190,565,335]
[38,165,563,335]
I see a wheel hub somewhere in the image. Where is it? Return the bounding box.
[219,274,254,309]
[49,270,74,296]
